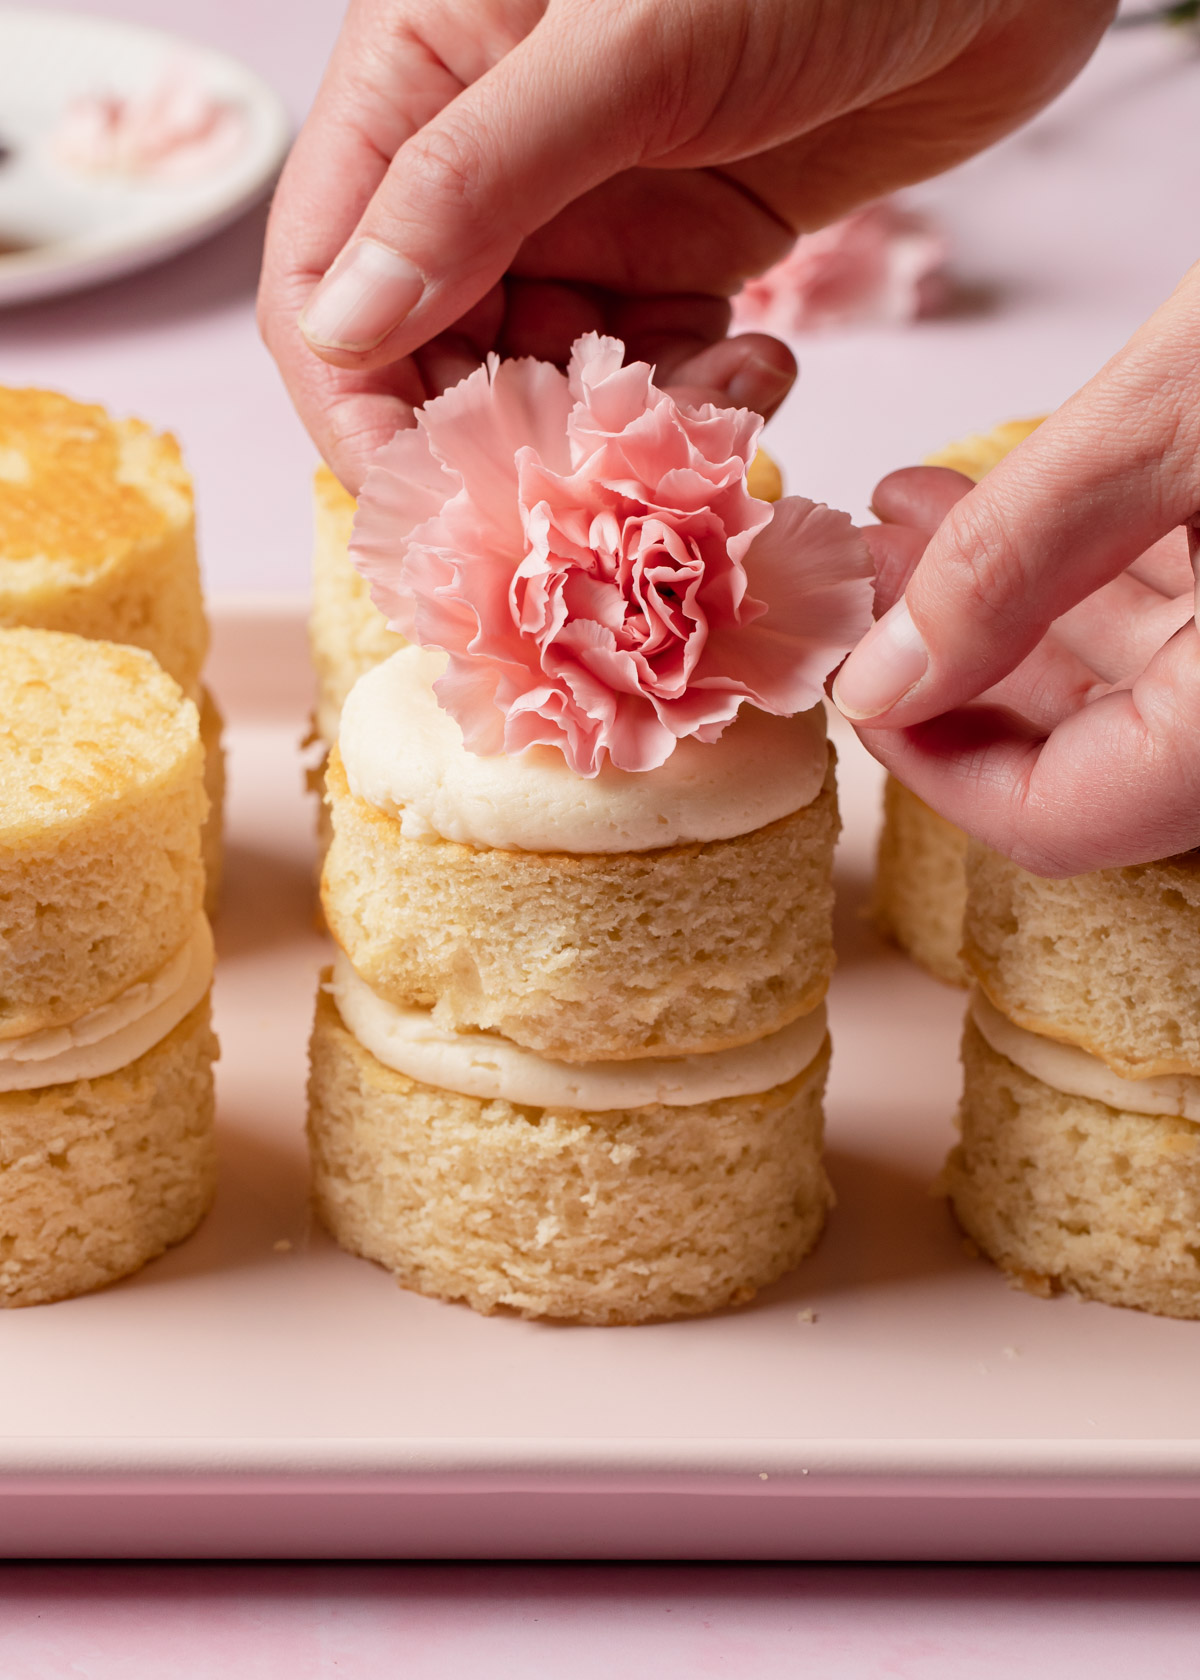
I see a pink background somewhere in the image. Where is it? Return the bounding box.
[3,0,1200,1667]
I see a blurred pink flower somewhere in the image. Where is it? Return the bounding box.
[352,334,873,777]
[54,61,246,180]
[732,201,948,334]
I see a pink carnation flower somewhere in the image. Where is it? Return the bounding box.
[351,333,873,777]
[732,200,947,335]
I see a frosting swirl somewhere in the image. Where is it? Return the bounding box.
[339,646,829,853]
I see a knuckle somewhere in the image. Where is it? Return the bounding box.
[934,497,1027,627]
[392,115,510,249]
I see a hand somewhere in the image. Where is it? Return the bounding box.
[834,264,1200,875]
[258,0,1113,492]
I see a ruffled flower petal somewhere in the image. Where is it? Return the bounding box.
[350,333,875,776]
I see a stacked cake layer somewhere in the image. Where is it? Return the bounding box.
[944,843,1200,1317]
[0,630,217,1306]
[0,386,225,913]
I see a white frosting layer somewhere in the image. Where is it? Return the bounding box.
[339,646,829,854]
[332,950,827,1111]
[0,916,214,1092]
[970,990,1200,1123]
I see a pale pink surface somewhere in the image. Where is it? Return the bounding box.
[0,1563,1198,1679]
[2,0,1200,1652]
[732,199,947,334]
[55,61,248,180]
[352,334,872,773]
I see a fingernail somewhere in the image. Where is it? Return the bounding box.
[300,240,424,352]
[832,597,929,721]
[726,354,794,412]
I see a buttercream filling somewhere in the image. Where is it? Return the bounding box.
[0,915,213,1092]
[331,950,828,1111]
[339,646,829,854]
[970,990,1200,1123]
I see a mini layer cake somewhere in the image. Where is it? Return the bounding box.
[944,843,1200,1316]
[0,629,217,1306]
[308,334,872,1322]
[312,653,837,1322]
[0,386,224,914]
[872,417,1044,984]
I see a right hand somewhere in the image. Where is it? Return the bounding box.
[259,0,1114,492]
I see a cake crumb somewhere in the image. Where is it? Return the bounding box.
[796,1307,819,1324]
[758,1472,769,1481]
[1003,1345,1021,1360]
[273,1239,293,1254]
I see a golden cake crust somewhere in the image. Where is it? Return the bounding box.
[0,629,206,1039]
[0,997,217,1307]
[199,684,225,919]
[945,1018,1200,1319]
[322,746,838,1062]
[0,387,208,691]
[308,987,831,1325]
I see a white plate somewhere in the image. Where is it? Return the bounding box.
[0,6,288,306]
[3,601,1200,1563]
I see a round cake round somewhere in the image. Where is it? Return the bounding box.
[309,986,831,1324]
[964,842,1200,1079]
[0,385,223,916]
[0,387,207,692]
[323,649,838,1063]
[946,998,1200,1318]
[0,628,217,1305]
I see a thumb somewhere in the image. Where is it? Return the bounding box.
[298,7,663,365]
[833,262,1200,727]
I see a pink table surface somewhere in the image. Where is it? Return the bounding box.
[0,1561,1198,1677]
[3,0,1200,1664]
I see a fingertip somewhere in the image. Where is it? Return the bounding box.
[298,239,426,360]
[663,332,797,420]
[870,465,974,532]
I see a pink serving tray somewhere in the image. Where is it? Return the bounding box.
[2,600,1199,1562]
